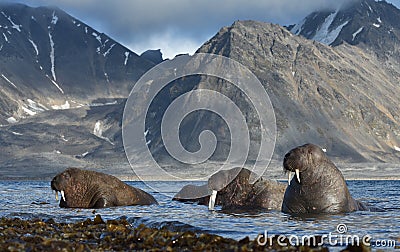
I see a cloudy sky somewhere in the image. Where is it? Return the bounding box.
[4,0,400,59]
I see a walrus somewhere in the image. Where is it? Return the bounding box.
[51,168,157,208]
[282,143,369,214]
[173,167,287,211]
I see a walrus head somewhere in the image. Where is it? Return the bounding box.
[51,167,98,208]
[172,167,255,210]
[283,144,326,185]
[207,168,255,210]
[51,168,75,207]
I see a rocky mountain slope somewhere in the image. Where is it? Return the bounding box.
[0,3,156,125]
[138,0,399,165]
[189,19,399,162]
[135,15,400,165]
[0,3,159,178]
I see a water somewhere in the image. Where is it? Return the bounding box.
[0,180,399,249]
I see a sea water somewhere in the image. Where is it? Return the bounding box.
[0,180,399,250]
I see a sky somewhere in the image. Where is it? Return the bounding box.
[3,0,400,59]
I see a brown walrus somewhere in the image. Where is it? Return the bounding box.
[282,143,369,215]
[173,167,287,211]
[51,168,157,208]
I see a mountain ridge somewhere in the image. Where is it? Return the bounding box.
[289,0,400,60]
[193,19,400,162]
[0,3,156,124]
[0,3,399,179]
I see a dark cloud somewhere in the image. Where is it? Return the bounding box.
[4,0,400,58]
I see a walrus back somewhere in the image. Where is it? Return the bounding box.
[90,171,158,206]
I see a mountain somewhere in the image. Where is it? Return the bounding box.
[0,3,156,125]
[140,49,164,64]
[137,0,399,165]
[1,2,400,179]
[289,0,400,60]
[0,3,159,178]
[137,17,400,165]
[175,19,399,163]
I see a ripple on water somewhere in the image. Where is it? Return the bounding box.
[0,180,398,243]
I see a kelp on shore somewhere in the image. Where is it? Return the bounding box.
[0,215,374,251]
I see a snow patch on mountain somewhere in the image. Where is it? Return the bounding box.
[352,27,364,40]
[27,99,47,112]
[124,52,129,65]
[92,32,102,44]
[103,43,115,57]
[89,100,118,107]
[93,120,114,145]
[10,130,23,136]
[290,18,306,35]
[104,72,110,83]
[47,76,64,94]
[1,74,18,89]
[51,11,58,25]
[16,99,49,117]
[93,121,102,137]
[312,10,349,45]
[2,32,8,42]
[6,117,17,124]
[28,38,39,56]
[60,134,68,142]
[48,32,56,81]
[22,105,37,116]
[51,101,70,110]
[80,151,90,158]
[1,11,22,32]
[366,2,373,13]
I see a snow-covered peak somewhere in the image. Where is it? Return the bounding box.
[0,3,159,124]
[289,0,400,48]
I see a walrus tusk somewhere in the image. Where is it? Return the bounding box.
[208,190,218,210]
[55,191,59,201]
[295,169,301,184]
[61,190,66,202]
[288,172,292,185]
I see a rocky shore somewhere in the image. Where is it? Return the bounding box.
[0,215,377,251]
